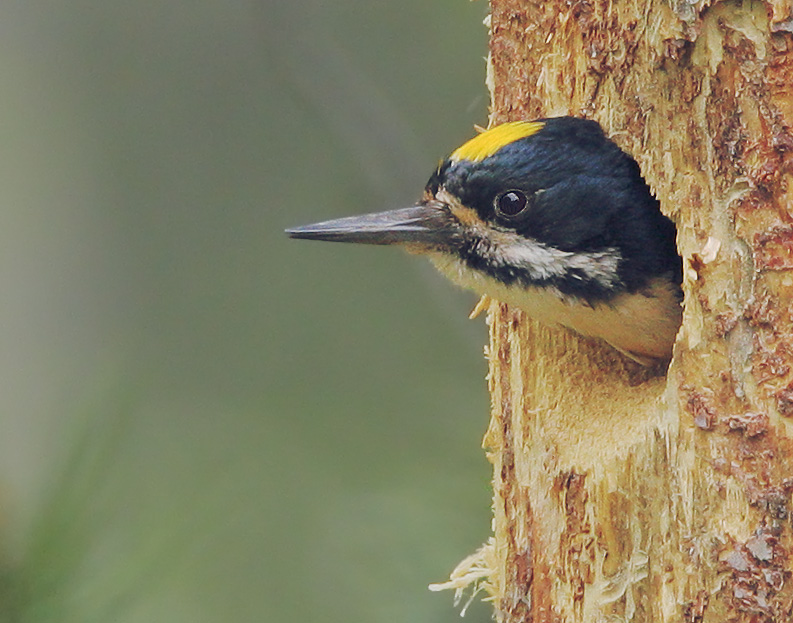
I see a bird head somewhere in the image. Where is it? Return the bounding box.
[287,117,682,363]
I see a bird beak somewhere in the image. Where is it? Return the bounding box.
[286,204,459,251]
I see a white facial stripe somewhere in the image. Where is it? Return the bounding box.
[435,187,623,290]
[489,234,622,289]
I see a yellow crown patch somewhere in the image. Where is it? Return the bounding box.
[450,121,545,163]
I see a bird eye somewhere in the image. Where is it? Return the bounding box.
[494,190,529,219]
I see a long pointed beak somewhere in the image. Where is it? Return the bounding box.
[286,204,458,249]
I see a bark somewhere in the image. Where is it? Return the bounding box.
[452,1,793,621]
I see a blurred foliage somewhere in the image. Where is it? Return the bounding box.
[0,1,493,621]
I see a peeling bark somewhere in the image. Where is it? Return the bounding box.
[481,1,793,621]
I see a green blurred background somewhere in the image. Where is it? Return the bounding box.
[0,2,494,621]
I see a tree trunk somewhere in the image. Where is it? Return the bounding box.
[436,1,793,621]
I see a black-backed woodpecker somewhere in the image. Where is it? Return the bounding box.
[287,117,682,364]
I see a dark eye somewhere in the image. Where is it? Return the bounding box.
[494,190,529,219]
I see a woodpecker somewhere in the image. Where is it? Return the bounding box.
[287,117,682,365]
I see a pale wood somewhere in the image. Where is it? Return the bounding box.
[467,1,793,621]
